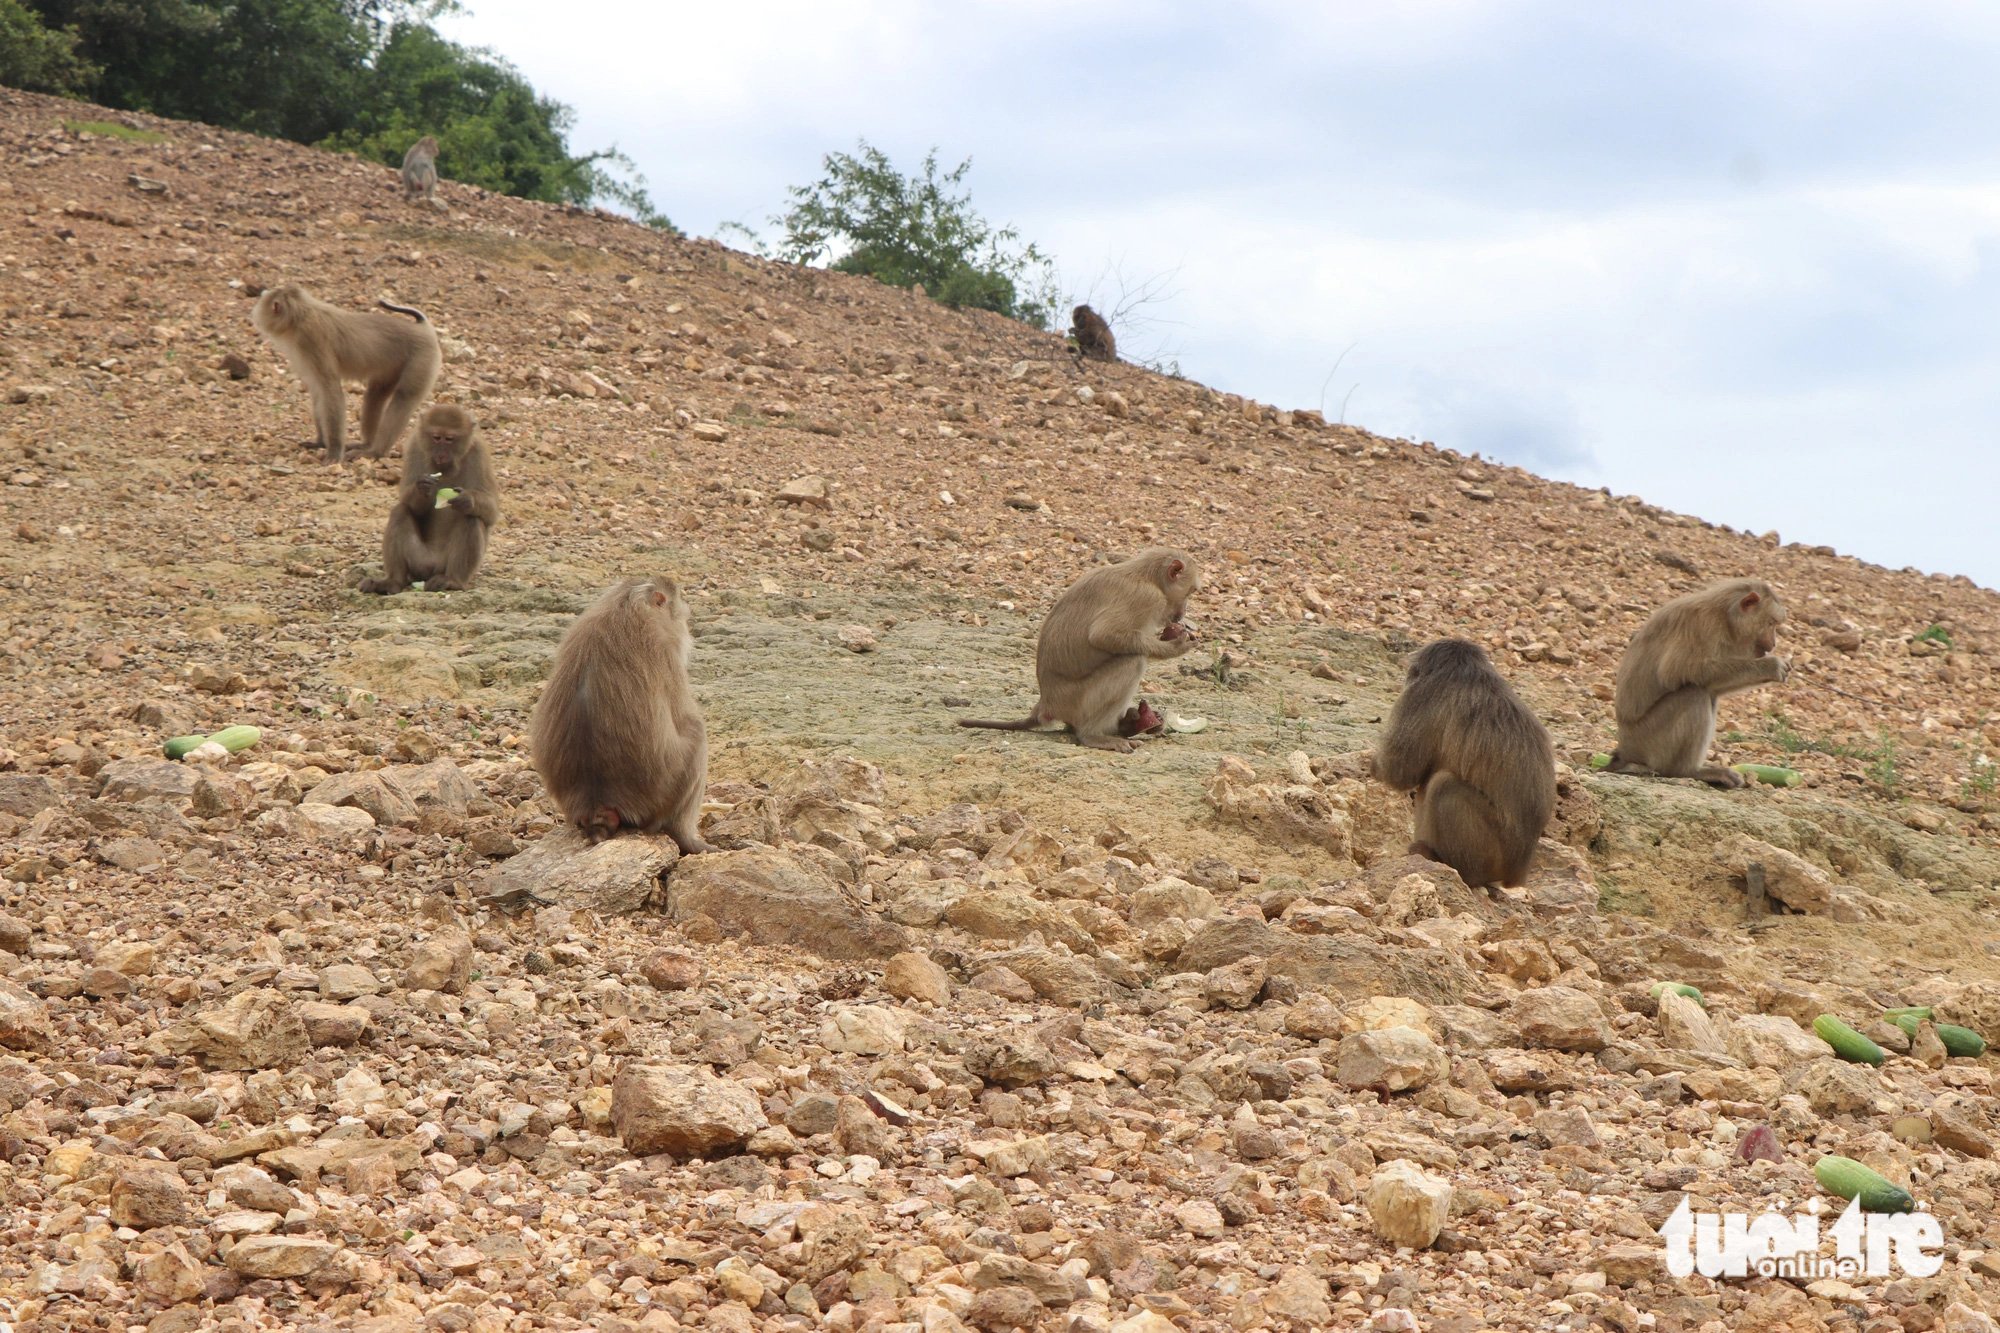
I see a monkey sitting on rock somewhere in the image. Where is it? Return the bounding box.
[530,575,714,855]
[1369,638,1556,888]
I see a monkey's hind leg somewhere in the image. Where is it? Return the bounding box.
[359,510,424,594]
[368,382,431,460]
[1613,687,1741,787]
[423,516,485,592]
[1413,773,1509,887]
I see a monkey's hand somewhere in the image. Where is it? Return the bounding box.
[1769,655,1792,683]
[1154,622,1198,658]
[447,491,474,514]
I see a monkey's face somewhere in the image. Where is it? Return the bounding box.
[424,426,462,467]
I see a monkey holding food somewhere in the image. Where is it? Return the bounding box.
[1370,638,1556,888]
[251,282,440,463]
[358,405,496,594]
[960,547,1199,754]
[530,575,714,854]
[1608,578,1790,788]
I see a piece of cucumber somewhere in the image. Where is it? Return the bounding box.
[1732,763,1802,787]
[1814,1155,1915,1214]
[1588,752,1612,769]
[163,725,260,759]
[1650,981,1706,1008]
[1813,1014,1885,1066]
[1883,1005,1936,1023]
[433,486,460,509]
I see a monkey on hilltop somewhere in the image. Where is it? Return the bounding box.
[530,576,714,854]
[960,547,1199,754]
[1608,578,1791,787]
[1071,304,1116,364]
[251,283,440,463]
[1371,638,1556,888]
[358,404,497,594]
[402,135,442,209]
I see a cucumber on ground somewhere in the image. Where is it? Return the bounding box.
[1935,1024,1987,1058]
[1650,982,1706,1008]
[1732,763,1802,787]
[1814,1014,1885,1066]
[1883,1005,1936,1023]
[205,725,260,753]
[163,734,208,759]
[1814,1155,1915,1213]
[1588,753,1612,769]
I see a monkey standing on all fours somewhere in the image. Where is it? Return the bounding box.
[529,576,715,855]
[358,405,497,594]
[1369,638,1557,888]
[251,283,440,463]
[1608,578,1791,788]
[959,547,1199,754]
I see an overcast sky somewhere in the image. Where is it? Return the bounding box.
[439,1,2000,589]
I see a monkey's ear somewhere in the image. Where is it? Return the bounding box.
[1738,592,1761,613]
[1167,559,1185,580]
[650,590,668,608]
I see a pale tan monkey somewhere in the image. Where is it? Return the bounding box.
[959,547,1199,753]
[251,283,440,463]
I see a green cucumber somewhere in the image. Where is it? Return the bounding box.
[1650,982,1706,1008]
[1883,1005,1935,1023]
[162,725,261,759]
[1936,1024,1987,1058]
[433,486,460,509]
[1813,1014,1885,1066]
[1732,763,1802,787]
[1588,753,1612,770]
[206,726,260,753]
[1814,1155,1915,1214]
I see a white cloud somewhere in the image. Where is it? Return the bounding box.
[439,1,2000,585]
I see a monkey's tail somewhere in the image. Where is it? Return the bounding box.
[958,714,1047,732]
[377,298,429,323]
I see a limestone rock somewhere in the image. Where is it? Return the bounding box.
[477,825,679,914]
[225,1235,338,1279]
[882,951,952,1005]
[403,930,473,994]
[159,988,307,1070]
[611,1062,768,1158]
[1365,1160,1452,1248]
[1510,986,1613,1051]
[1337,1026,1449,1092]
[0,977,51,1050]
[1711,836,1834,914]
[819,1004,909,1055]
[667,847,910,959]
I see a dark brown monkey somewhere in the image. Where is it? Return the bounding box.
[251,283,441,463]
[358,405,497,594]
[530,576,713,853]
[1071,304,1116,363]
[960,548,1199,753]
[1609,578,1790,788]
[1371,638,1556,888]
[402,135,441,208]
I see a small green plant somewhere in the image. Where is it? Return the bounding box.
[1864,734,1901,794]
[1916,624,1953,648]
[63,118,165,144]
[1962,755,1997,801]
[1764,711,1869,759]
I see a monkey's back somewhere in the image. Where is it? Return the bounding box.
[530,605,686,822]
[1032,563,1155,685]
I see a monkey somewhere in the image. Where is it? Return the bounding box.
[358,405,497,594]
[402,135,441,209]
[529,575,714,854]
[251,284,440,463]
[1369,638,1556,888]
[1607,578,1791,788]
[1071,304,1116,364]
[959,548,1198,754]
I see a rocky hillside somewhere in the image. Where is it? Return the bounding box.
[3,86,2000,1332]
